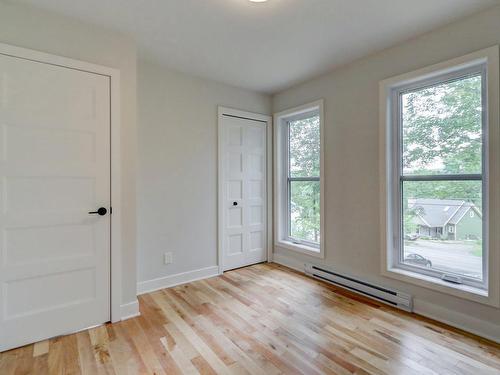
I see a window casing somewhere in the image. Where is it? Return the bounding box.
[380,47,500,305]
[391,65,488,291]
[274,101,324,257]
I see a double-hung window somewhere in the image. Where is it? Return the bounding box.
[380,47,500,304]
[275,101,324,257]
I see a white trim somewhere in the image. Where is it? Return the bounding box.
[379,46,500,307]
[273,252,500,344]
[442,202,464,228]
[273,100,325,258]
[120,300,140,321]
[109,68,123,323]
[0,42,124,322]
[383,266,491,304]
[272,252,305,273]
[415,214,431,227]
[0,42,120,78]
[137,266,220,295]
[276,240,324,258]
[414,299,500,344]
[217,107,273,274]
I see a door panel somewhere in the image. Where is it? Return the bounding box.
[0,53,111,351]
[222,115,267,271]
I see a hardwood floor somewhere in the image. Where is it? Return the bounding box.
[1,263,500,375]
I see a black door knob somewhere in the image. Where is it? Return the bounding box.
[233,202,238,206]
[88,207,108,216]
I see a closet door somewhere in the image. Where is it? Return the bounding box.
[221,114,267,271]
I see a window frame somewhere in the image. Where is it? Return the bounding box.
[285,110,321,248]
[392,65,487,290]
[274,100,325,258]
[379,46,500,306]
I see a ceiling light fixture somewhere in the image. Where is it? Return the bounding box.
[249,0,268,3]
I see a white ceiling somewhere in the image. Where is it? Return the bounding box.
[14,0,499,93]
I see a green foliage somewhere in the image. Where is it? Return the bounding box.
[289,116,320,177]
[290,181,320,243]
[401,74,483,234]
[288,116,320,243]
[403,206,418,234]
[402,75,482,175]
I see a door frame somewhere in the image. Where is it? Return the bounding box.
[217,107,273,274]
[0,42,123,323]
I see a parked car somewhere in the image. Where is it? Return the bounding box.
[404,253,432,268]
[404,234,419,241]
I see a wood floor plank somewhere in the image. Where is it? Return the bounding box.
[136,294,184,374]
[88,325,116,374]
[33,340,49,358]
[0,350,20,375]
[121,318,167,375]
[61,334,82,375]
[13,344,33,375]
[76,331,100,375]
[160,336,200,375]
[152,292,233,375]
[47,337,67,375]
[1,263,499,374]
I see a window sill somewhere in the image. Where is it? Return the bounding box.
[276,240,324,259]
[382,266,498,307]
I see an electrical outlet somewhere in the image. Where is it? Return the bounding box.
[164,252,173,265]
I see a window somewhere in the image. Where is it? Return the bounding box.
[400,68,485,287]
[287,113,320,244]
[274,100,324,257]
[380,47,500,304]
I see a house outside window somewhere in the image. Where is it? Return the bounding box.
[380,47,500,305]
[274,100,325,258]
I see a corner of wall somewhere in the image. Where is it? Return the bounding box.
[120,299,140,321]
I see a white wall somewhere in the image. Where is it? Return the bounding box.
[272,5,500,342]
[0,2,138,307]
[137,60,271,289]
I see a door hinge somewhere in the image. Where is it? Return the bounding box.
[110,206,112,214]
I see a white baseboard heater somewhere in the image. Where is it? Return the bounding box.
[305,263,413,312]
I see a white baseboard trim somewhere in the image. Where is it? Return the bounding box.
[120,299,140,321]
[272,252,500,344]
[272,252,306,273]
[413,299,500,344]
[137,266,220,295]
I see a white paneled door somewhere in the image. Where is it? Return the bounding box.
[221,114,267,271]
[0,53,111,351]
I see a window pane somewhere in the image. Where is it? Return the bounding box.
[290,180,320,244]
[402,74,483,176]
[289,115,320,177]
[402,180,483,280]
